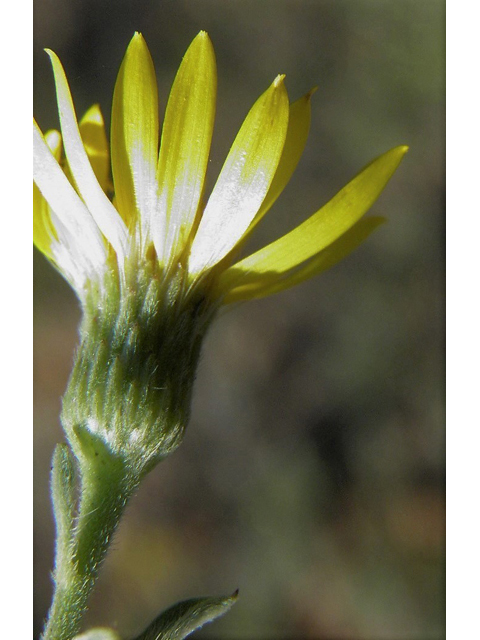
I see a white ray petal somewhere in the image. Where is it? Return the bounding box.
[46,49,129,260]
[33,120,107,282]
[188,75,289,275]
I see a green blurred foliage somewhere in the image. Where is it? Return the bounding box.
[34,1,444,638]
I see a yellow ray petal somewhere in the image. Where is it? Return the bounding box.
[34,183,56,260]
[223,217,384,303]
[219,145,408,291]
[188,75,290,275]
[46,49,128,258]
[155,31,217,266]
[111,33,159,236]
[79,104,111,195]
[249,88,315,233]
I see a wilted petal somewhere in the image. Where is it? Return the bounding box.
[188,75,289,275]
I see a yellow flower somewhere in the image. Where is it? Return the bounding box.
[33,31,408,474]
[33,31,407,307]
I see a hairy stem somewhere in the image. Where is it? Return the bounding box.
[42,451,138,640]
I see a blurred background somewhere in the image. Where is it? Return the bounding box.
[33,1,444,638]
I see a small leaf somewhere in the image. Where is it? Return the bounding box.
[132,591,238,640]
[73,628,121,640]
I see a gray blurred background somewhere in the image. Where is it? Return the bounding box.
[33,1,444,638]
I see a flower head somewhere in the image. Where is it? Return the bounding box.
[33,32,407,472]
[34,31,407,308]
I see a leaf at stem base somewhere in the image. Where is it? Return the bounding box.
[132,591,239,640]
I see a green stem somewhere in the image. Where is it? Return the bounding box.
[41,260,217,639]
[42,452,138,640]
